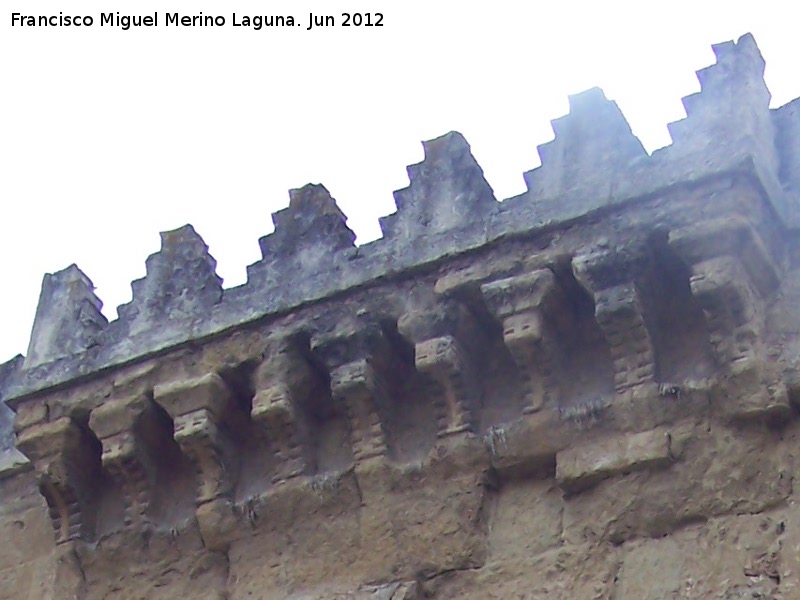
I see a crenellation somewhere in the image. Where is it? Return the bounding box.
[773,97,800,195]
[520,87,647,221]
[25,265,107,370]
[6,95,796,408]
[667,34,777,173]
[3,32,800,599]
[116,224,223,339]
[247,184,356,285]
[379,131,496,246]
[264,184,356,255]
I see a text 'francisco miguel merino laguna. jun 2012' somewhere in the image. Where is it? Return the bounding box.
[10,11,385,30]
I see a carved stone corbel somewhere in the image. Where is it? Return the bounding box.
[481,269,567,412]
[668,216,779,361]
[573,246,656,393]
[398,301,485,435]
[16,417,101,543]
[89,394,162,528]
[251,339,324,482]
[153,373,240,504]
[313,323,407,462]
[669,219,788,419]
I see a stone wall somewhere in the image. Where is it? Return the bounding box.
[2,33,800,599]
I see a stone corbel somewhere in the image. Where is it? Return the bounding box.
[88,394,157,528]
[481,269,567,412]
[398,302,484,435]
[686,256,760,364]
[313,324,406,462]
[669,219,788,419]
[153,373,240,504]
[252,339,323,482]
[16,417,101,543]
[669,217,778,364]
[573,247,656,394]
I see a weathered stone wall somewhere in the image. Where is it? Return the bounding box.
[2,33,800,599]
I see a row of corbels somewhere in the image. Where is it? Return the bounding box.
[13,214,783,543]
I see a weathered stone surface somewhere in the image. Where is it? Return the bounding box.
[25,265,107,369]
[668,34,777,174]
[421,543,621,599]
[487,479,563,562]
[520,87,647,220]
[352,436,491,582]
[555,427,672,491]
[379,131,496,246]
[226,472,365,599]
[0,472,58,599]
[246,184,356,288]
[398,301,488,434]
[76,528,229,600]
[562,421,791,545]
[2,32,800,600]
[483,409,575,476]
[117,225,223,339]
[616,513,784,599]
[669,215,779,298]
[153,373,241,504]
[277,581,421,600]
[774,97,800,194]
[0,356,27,474]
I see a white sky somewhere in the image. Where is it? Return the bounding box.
[1,1,798,364]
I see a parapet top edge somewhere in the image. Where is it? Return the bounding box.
[6,33,800,402]
[3,152,782,408]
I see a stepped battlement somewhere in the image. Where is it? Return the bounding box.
[2,33,800,600]
[3,34,798,406]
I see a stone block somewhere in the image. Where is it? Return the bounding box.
[13,400,48,433]
[556,428,672,491]
[712,358,792,423]
[488,479,563,562]
[485,410,575,477]
[153,372,233,420]
[77,527,229,600]
[196,496,239,551]
[562,421,790,545]
[420,543,620,599]
[615,513,784,599]
[88,393,148,439]
[0,494,54,570]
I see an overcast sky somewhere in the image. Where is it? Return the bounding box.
[2,0,798,364]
